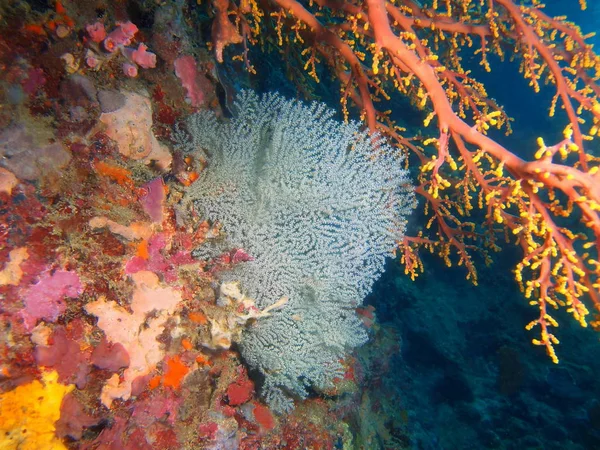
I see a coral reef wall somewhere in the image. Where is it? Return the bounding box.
[177,90,415,412]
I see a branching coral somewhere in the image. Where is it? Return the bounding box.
[205,0,600,363]
[177,90,414,411]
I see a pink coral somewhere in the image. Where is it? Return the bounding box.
[86,22,106,43]
[85,51,100,69]
[0,247,28,286]
[98,91,172,168]
[130,43,157,69]
[123,62,138,78]
[20,270,82,330]
[0,167,18,195]
[104,21,138,52]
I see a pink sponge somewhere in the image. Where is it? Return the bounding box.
[92,337,130,372]
[20,270,82,330]
[174,56,206,107]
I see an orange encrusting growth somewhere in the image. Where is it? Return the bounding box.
[189,311,208,325]
[93,160,134,187]
[162,356,189,389]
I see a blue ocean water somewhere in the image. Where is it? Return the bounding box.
[360,3,600,449]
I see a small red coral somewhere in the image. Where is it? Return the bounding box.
[227,379,253,406]
[198,422,219,440]
[253,403,275,431]
[226,365,254,406]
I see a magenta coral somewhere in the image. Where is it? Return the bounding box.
[174,56,205,107]
[198,422,219,440]
[131,390,182,427]
[140,177,165,223]
[125,233,193,283]
[55,392,100,440]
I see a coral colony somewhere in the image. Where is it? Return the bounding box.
[0,1,599,449]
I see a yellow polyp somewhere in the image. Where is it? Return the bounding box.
[546,315,559,327]
[526,320,537,331]
[564,125,574,139]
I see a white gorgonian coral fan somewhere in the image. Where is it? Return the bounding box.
[177,91,415,413]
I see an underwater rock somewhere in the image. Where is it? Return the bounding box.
[0,125,71,181]
[60,74,97,107]
[98,90,126,113]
